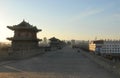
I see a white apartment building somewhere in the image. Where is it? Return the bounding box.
[101,40,120,56]
[89,40,120,56]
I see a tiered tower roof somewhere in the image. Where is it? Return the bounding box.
[49,37,59,41]
[7,20,42,41]
[7,20,41,32]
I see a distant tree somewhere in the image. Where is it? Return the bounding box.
[0,43,10,51]
[67,41,71,45]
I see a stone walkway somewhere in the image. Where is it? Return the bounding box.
[0,46,119,78]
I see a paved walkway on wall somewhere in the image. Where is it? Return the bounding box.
[0,46,119,78]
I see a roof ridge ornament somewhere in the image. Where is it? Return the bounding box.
[23,19,26,22]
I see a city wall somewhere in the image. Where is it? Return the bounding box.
[80,49,120,77]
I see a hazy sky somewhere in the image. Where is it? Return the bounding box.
[0,0,120,42]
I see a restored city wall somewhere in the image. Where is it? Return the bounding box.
[81,49,120,77]
[8,48,45,59]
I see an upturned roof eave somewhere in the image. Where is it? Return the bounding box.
[7,26,14,30]
[7,37,42,41]
[7,26,42,32]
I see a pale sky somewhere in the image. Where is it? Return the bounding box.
[0,0,120,42]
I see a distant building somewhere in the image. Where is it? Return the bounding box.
[43,37,47,44]
[71,40,75,46]
[79,40,89,50]
[89,40,120,57]
[7,20,42,58]
[101,40,120,57]
[89,41,96,52]
[89,40,104,54]
[49,37,61,50]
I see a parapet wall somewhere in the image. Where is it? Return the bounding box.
[81,49,120,77]
[8,48,45,59]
